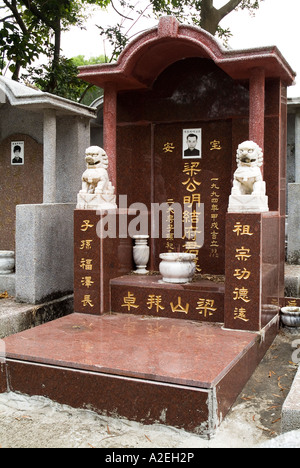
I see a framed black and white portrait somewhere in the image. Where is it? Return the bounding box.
[11,141,24,165]
[182,128,202,159]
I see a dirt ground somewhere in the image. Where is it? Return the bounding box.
[0,327,299,449]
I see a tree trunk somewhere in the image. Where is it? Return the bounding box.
[200,0,244,35]
[11,61,21,81]
[200,0,219,35]
[46,18,61,93]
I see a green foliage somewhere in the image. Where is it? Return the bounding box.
[22,53,105,104]
[0,16,43,77]
[71,54,107,66]
[97,23,130,62]
[1,0,109,98]
[0,0,263,101]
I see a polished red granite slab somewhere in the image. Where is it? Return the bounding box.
[3,313,257,389]
[110,274,225,322]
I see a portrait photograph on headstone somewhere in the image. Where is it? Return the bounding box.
[11,141,24,166]
[182,128,202,159]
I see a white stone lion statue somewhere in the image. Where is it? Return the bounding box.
[228,140,268,213]
[76,146,117,210]
[231,141,264,195]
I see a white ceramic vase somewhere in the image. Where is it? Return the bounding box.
[0,251,15,275]
[159,252,196,284]
[133,235,150,274]
[280,306,300,328]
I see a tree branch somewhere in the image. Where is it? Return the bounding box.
[217,0,243,21]
[3,0,28,34]
[0,15,14,22]
[110,0,133,20]
[20,0,56,29]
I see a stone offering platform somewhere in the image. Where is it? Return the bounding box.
[0,311,278,437]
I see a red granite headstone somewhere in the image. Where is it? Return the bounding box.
[78,16,294,330]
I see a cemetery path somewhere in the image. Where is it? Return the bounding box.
[0,328,299,448]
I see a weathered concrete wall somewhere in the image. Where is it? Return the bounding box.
[0,103,43,144]
[287,183,300,264]
[15,203,75,304]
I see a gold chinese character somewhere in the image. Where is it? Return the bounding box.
[183,209,201,226]
[147,295,165,313]
[233,222,254,236]
[211,182,220,190]
[211,221,219,230]
[211,204,219,212]
[233,287,251,303]
[234,307,249,322]
[170,297,189,315]
[81,220,94,232]
[182,226,202,241]
[234,268,251,280]
[183,240,202,250]
[183,162,201,177]
[165,241,175,252]
[210,240,219,248]
[196,299,217,318]
[210,140,222,151]
[163,142,175,153]
[183,194,201,206]
[122,292,139,311]
[80,258,93,270]
[183,210,191,224]
[81,276,94,288]
[80,240,93,250]
[81,295,94,307]
[182,178,201,193]
[287,299,298,307]
[210,248,219,258]
[235,247,251,261]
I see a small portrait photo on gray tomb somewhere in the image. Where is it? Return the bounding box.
[182,128,202,159]
[11,141,24,166]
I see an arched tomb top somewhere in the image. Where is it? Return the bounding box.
[79,16,296,91]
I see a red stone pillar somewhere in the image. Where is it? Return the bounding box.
[249,67,265,156]
[74,209,134,315]
[103,82,117,191]
[224,212,280,332]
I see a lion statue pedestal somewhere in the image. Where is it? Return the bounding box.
[228,141,269,213]
[76,146,117,210]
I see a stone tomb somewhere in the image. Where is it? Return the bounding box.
[0,18,296,437]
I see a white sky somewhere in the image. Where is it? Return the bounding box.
[61,0,300,97]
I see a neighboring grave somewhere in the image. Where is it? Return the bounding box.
[287,99,300,264]
[0,77,96,303]
[0,134,43,251]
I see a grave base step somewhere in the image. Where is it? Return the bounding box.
[0,312,278,437]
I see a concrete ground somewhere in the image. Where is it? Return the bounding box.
[0,326,299,448]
